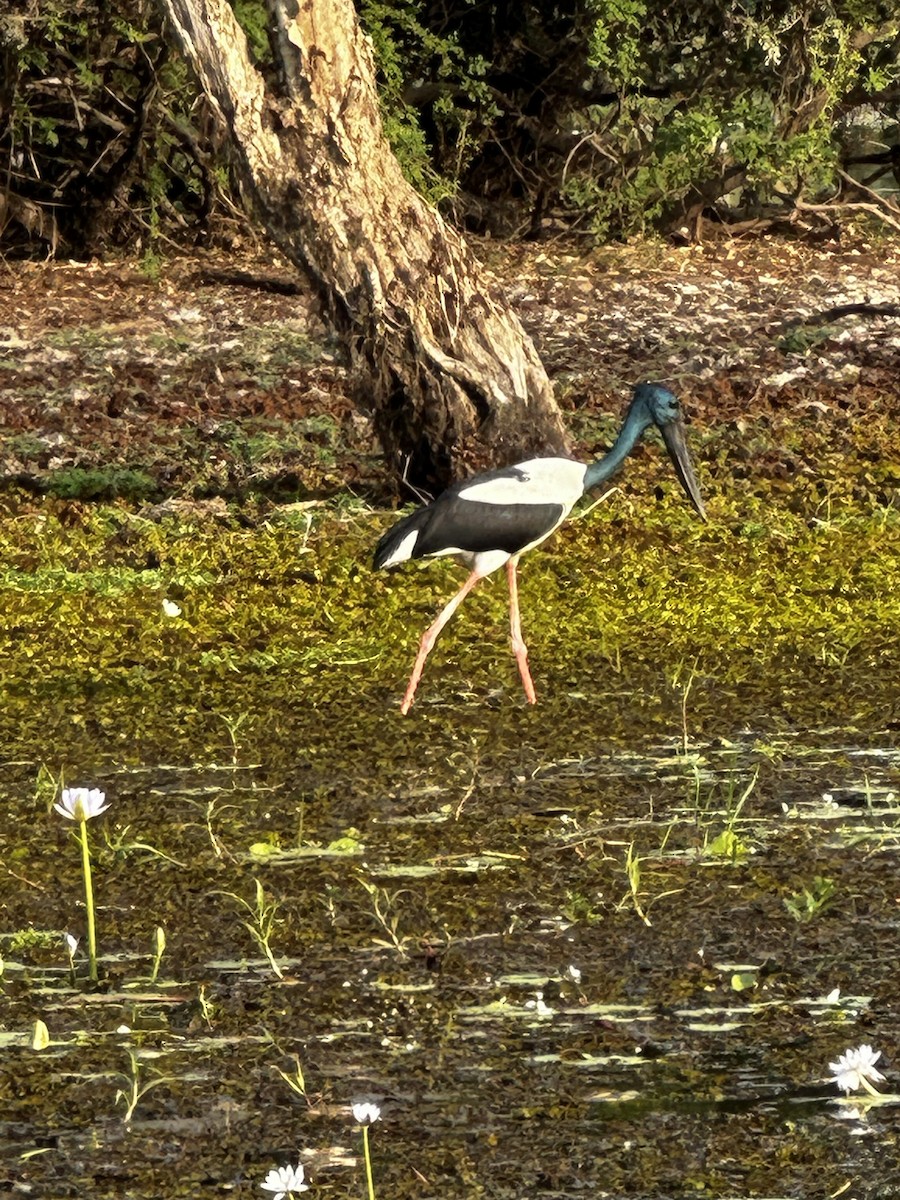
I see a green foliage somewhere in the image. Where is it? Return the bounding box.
[3,0,900,250]
[45,467,157,502]
[563,890,605,924]
[7,929,61,953]
[784,876,837,922]
[1,0,214,255]
[381,110,455,204]
[232,0,271,64]
[586,0,646,84]
[6,434,49,462]
[358,0,496,202]
[559,1,900,237]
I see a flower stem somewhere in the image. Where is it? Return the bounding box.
[78,819,98,981]
[362,1124,376,1200]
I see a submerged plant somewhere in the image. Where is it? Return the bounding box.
[218,879,285,978]
[54,786,110,982]
[670,656,700,753]
[274,1055,307,1099]
[691,765,758,862]
[352,1102,381,1200]
[622,842,650,925]
[357,878,410,955]
[829,1045,886,1096]
[115,1046,174,1123]
[219,710,249,770]
[617,835,682,927]
[261,1162,309,1197]
[784,875,835,922]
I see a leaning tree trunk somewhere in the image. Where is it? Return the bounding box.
[159,0,569,490]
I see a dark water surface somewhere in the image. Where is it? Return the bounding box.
[1,474,899,1199]
[2,684,900,1198]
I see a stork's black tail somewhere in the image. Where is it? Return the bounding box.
[373,506,433,570]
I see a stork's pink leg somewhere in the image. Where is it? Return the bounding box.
[400,569,483,714]
[506,557,536,705]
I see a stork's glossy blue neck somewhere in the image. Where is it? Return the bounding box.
[583,404,650,492]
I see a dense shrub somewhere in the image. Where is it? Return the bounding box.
[0,0,897,255]
[0,0,219,258]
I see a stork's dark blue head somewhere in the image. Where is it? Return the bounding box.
[628,381,710,518]
[606,383,705,519]
[631,382,681,428]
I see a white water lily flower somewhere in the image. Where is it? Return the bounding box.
[261,1162,309,1197]
[54,787,109,822]
[162,599,182,617]
[352,1101,381,1125]
[829,1044,886,1095]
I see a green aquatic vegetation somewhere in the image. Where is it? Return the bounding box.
[730,969,758,992]
[149,926,166,984]
[357,877,411,955]
[669,657,700,753]
[784,875,836,922]
[5,928,62,954]
[33,763,62,806]
[273,1055,307,1099]
[218,711,250,769]
[691,766,759,863]
[198,793,236,859]
[217,878,285,977]
[563,889,605,925]
[103,822,186,867]
[617,836,683,927]
[115,1046,176,1124]
[0,465,897,762]
[703,827,750,863]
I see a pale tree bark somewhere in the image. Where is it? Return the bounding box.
[158,0,569,490]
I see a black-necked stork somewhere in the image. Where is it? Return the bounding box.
[374,383,706,714]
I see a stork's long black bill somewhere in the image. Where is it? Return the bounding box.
[661,418,706,519]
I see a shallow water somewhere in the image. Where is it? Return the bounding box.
[3,689,900,1199]
[1,474,900,1198]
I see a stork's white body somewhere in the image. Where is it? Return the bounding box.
[374,457,589,574]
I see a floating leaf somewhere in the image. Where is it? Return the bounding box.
[731,971,757,992]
